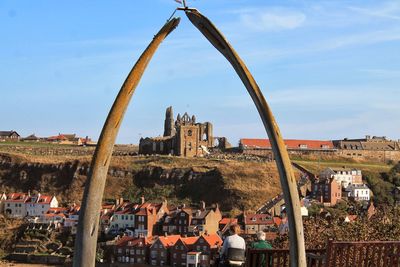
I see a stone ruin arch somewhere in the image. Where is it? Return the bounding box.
[73,7,305,267]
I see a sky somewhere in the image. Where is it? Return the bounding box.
[0,0,399,145]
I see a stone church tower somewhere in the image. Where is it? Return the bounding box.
[163,106,176,137]
[139,107,215,157]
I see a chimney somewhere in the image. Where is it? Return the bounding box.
[182,203,186,208]
[366,135,370,140]
[141,196,145,204]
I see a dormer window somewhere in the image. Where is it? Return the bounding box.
[299,144,307,149]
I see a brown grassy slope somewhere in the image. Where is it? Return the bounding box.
[0,215,23,259]
[0,144,288,212]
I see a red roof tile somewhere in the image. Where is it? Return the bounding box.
[181,237,198,246]
[202,234,222,247]
[240,139,334,150]
[245,214,276,225]
[157,235,181,248]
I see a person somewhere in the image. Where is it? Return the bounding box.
[220,224,246,266]
[251,231,272,249]
[250,231,272,267]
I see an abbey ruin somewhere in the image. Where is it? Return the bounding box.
[139,107,214,157]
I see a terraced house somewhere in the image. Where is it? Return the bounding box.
[150,235,181,266]
[114,236,152,264]
[170,236,198,267]
[192,234,223,267]
[2,192,58,218]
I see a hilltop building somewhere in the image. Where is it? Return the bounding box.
[139,107,214,157]
[333,135,400,162]
[239,139,336,158]
[239,135,400,162]
[0,130,20,142]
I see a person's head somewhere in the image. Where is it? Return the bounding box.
[256,231,266,241]
[229,224,241,235]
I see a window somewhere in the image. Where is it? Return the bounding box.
[181,254,186,259]
[203,246,207,251]
[130,215,133,220]
[161,251,164,257]
[180,213,185,217]
[188,130,192,136]
[173,253,177,259]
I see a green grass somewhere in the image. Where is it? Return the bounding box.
[0,141,82,148]
[293,158,392,175]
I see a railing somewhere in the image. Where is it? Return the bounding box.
[247,241,400,267]
[325,240,400,267]
[246,249,325,267]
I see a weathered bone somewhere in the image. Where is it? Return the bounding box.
[185,9,306,267]
[73,17,180,267]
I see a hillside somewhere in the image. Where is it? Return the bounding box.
[1,143,396,213]
[0,145,286,214]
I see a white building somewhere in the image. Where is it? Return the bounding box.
[110,211,135,232]
[108,202,138,233]
[26,194,58,217]
[345,184,371,201]
[3,193,28,218]
[319,168,362,189]
[64,205,80,234]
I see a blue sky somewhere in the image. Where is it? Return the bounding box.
[1,0,399,145]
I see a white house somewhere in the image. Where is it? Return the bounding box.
[110,211,136,232]
[3,193,28,218]
[26,193,58,217]
[319,168,362,189]
[109,202,137,233]
[345,184,371,201]
[64,205,80,234]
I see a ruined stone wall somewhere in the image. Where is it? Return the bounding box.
[337,149,400,163]
[0,145,138,157]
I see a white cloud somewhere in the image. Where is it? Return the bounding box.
[234,8,306,32]
[348,2,400,21]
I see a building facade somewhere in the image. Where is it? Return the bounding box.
[319,167,362,189]
[312,178,342,206]
[0,131,20,141]
[139,107,214,157]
